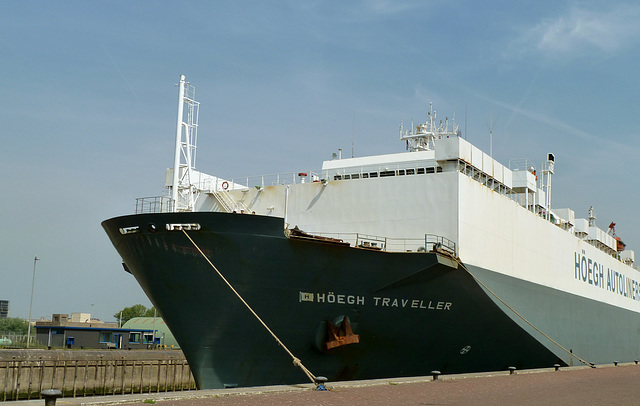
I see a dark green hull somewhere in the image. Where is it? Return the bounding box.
[102,212,563,389]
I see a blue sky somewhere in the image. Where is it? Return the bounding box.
[2,1,639,322]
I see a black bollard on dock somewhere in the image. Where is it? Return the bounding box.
[40,389,62,406]
[314,376,328,391]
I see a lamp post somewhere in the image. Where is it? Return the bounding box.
[152,307,157,348]
[26,256,39,348]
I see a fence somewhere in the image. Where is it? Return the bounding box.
[0,333,28,348]
[0,355,196,401]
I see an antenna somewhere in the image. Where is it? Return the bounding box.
[486,106,498,158]
[400,102,459,151]
[352,109,355,158]
[464,105,467,140]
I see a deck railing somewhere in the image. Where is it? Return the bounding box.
[313,232,457,255]
[135,196,174,214]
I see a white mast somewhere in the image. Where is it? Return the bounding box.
[400,103,460,151]
[170,75,200,212]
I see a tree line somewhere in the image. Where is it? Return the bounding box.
[0,318,29,334]
[114,304,160,325]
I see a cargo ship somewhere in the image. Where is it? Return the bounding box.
[102,76,639,389]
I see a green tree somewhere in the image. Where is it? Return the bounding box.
[114,305,159,325]
[0,317,29,334]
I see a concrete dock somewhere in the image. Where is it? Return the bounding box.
[6,363,640,406]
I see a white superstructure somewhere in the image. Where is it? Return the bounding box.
[146,83,638,325]
[168,104,638,318]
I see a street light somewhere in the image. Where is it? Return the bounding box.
[152,307,157,348]
[26,256,39,348]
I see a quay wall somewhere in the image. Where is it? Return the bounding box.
[0,349,195,401]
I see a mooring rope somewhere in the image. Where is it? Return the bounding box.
[459,260,594,368]
[181,229,319,385]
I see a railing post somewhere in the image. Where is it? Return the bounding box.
[2,360,8,401]
[72,360,78,398]
[157,360,162,393]
[82,360,89,397]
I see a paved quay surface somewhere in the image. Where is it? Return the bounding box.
[8,363,640,406]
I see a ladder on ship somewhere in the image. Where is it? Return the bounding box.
[211,189,249,213]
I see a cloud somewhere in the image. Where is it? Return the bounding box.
[510,3,640,60]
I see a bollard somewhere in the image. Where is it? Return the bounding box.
[314,376,328,391]
[614,361,619,366]
[635,360,639,365]
[430,370,441,381]
[554,364,560,371]
[508,366,516,375]
[40,389,62,406]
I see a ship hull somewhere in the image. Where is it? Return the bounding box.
[469,264,640,366]
[103,211,564,389]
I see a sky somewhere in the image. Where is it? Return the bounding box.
[2,0,639,322]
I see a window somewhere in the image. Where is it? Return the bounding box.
[406,169,415,175]
[129,332,141,344]
[100,332,112,343]
[143,333,154,344]
[426,167,435,174]
[351,173,360,179]
[417,168,425,174]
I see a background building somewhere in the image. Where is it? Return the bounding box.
[0,301,8,318]
[122,317,179,348]
[35,313,156,349]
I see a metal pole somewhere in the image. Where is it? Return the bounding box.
[26,256,39,348]
[152,308,157,348]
